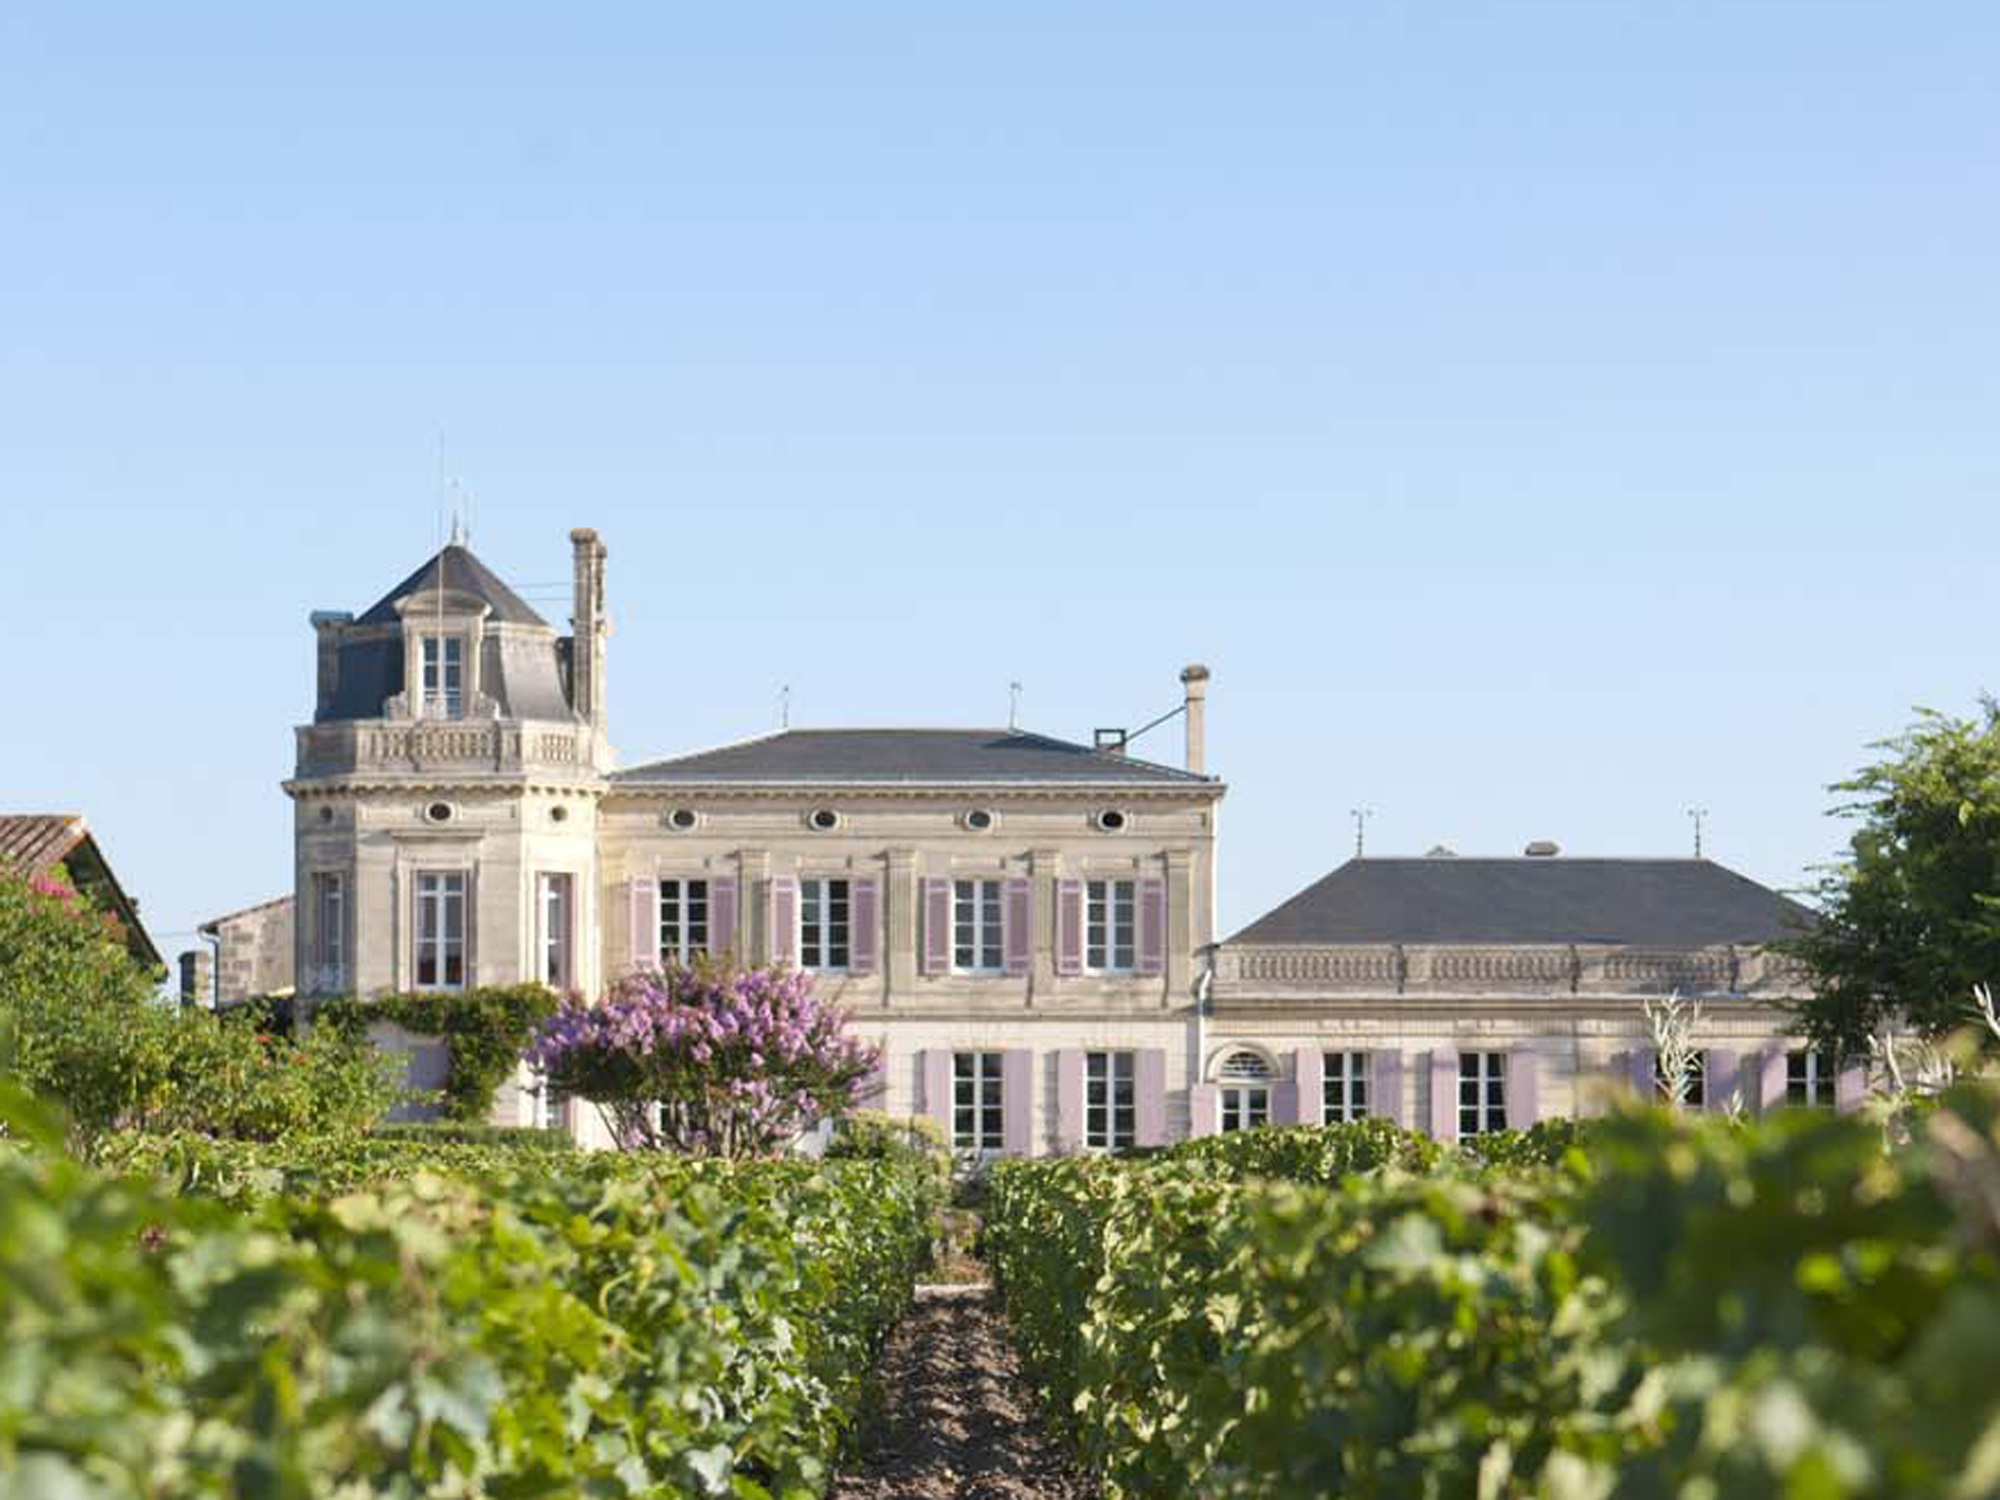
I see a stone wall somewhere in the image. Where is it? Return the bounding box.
[208,896,295,1005]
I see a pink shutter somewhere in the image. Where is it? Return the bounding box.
[1002,1049,1033,1155]
[1271,1079,1302,1126]
[849,879,879,975]
[1135,1048,1167,1146]
[1056,878,1084,976]
[1704,1050,1740,1114]
[1003,877,1032,978]
[1187,1081,1219,1139]
[709,878,738,960]
[1373,1049,1404,1126]
[769,877,798,966]
[1055,1050,1084,1151]
[1506,1050,1540,1130]
[921,1049,952,1136]
[921,878,951,976]
[1628,1046,1658,1102]
[1136,876,1166,977]
[1294,1048,1325,1127]
[628,878,658,973]
[1759,1048,1789,1112]
[1836,1060,1868,1113]
[1428,1049,1458,1142]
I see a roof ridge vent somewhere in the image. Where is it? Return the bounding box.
[1523,840,1560,857]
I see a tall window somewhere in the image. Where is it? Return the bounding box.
[538,874,572,990]
[413,871,466,990]
[953,879,1004,974]
[800,878,851,971]
[1324,1051,1370,1123]
[1787,1050,1836,1107]
[1085,879,1136,973]
[310,871,344,991]
[1459,1051,1507,1137]
[953,1051,1004,1153]
[1085,1050,1136,1150]
[1653,1053,1707,1108]
[660,878,710,963]
[1218,1050,1272,1132]
[420,635,463,718]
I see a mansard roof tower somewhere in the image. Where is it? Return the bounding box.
[286,529,613,1001]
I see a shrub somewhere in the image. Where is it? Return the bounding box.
[318,982,559,1121]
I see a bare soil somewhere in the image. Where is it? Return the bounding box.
[830,1286,1100,1500]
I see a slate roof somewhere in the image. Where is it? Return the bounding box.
[1227,857,1814,947]
[355,543,548,628]
[614,729,1215,785]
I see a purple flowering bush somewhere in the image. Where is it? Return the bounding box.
[528,960,879,1155]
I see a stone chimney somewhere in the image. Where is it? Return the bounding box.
[1180,663,1210,775]
[178,947,213,1009]
[569,528,608,731]
[309,611,352,718]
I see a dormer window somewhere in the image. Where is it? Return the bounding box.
[421,635,463,718]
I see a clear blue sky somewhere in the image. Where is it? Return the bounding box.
[3,3,1996,960]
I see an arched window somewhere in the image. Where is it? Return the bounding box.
[1217,1049,1273,1132]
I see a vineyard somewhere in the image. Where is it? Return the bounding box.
[0,1080,945,1500]
[985,1100,2000,1500]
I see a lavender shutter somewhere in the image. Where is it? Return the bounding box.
[1135,1049,1167,1146]
[1373,1050,1404,1126]
[1703,1049,1740,1114]
[921,878,950,976]
[1002,1049,1033,1155]
[1836,1059,1868,1113]
[921,1049,953,1137]
[1628,1046,1658,1102]
[1187,1082,1219,1138]
[1271,1079,1302,1126]
[1506,1050,1540,1129]
[1428,1049,1458,1142]
[1003,877,1032,978]
[1056,878,1084,976]
[1294,1047,1324,1127]
[849,879,879,975]
[860,1045,887,1108]
[769,877,798,966]
[628,878,658,973]
[1055,1050,1084,1151]
[709,878,738,959]
[1136,876,1166,977]
[1759,1048,1789,1112]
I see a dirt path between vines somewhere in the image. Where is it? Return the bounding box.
[829,1284,1099,1500]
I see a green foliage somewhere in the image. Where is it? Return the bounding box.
[10,1117,945,1499]
[320,983,558,1121]
[1,872,398,1145]
[1789,702,2000,1053]
[986,1103,2000,1499]
[1164,1116,1445,1181]
[368,1120,574,1149]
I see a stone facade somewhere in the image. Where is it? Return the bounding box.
[196,895,295,1007]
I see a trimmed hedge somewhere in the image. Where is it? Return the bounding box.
[10,1098,945,1499]
[986,1103,2000,1499]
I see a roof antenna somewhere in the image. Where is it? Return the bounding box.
[1350,806,1374,858]
[1687,805,1709,859]
[780,683,791,729]
[1008,680,1022,730]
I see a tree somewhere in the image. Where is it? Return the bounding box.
[1788,703,2000,1055]
[528,960,878,1155]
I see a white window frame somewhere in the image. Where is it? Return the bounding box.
[310,871,344,992]
[420,634,463,719]
[413,870,467,991]
[660,877,710,964]
[799,877,851,972]
[1084,878,1136,974]
[1217,1050,1272,1132]
[1085,1050,1136,1151]
[952,878,1005,975]
[1787,1049,1835,1108]
[953,1050,1004,1154]
[538,873,573,991]
[1323,1050,1370,1123]
[1458,1050,1507,1137]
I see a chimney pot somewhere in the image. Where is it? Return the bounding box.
[1524,840,1560,857]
